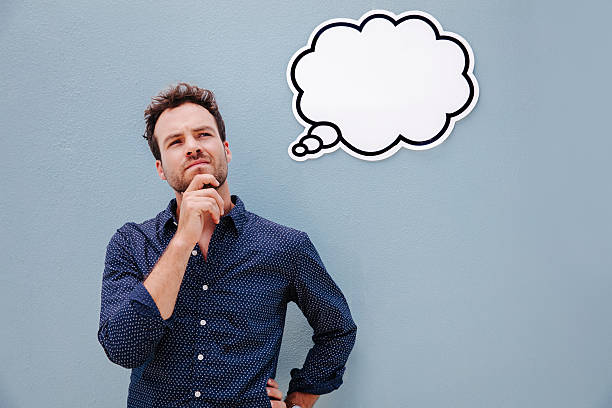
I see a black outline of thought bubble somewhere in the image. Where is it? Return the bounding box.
[287,10,479,161]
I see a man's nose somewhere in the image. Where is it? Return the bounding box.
[186,147,202,156]
[185,137,202,156]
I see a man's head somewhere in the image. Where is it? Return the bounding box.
[143,83,231,193]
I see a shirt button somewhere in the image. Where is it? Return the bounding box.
[194,391,201,398]
[202,284,209,291]
[198,354,204,360]
[191,250,198,256]
[200,319,207,326]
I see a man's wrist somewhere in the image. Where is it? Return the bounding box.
[170,234,194,252]
[285,391,318,408]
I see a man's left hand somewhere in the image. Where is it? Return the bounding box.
[266,378,286,408]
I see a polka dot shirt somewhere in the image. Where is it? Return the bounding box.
[97,195,357,407]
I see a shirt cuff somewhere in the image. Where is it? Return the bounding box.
[129,281,175,330]
[287,367,345,395]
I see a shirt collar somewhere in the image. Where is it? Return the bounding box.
[158,194,247,235]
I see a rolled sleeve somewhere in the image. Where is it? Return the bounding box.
[129,279,173,329]
[97,227,173,369]
[288,232,357,395]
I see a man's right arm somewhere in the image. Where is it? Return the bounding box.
[97,229,193,369]
[97,173,225,369]
[142,237,192,320]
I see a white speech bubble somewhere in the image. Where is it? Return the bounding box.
[287,10,479,161]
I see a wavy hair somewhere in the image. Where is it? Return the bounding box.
[143,82,226,161]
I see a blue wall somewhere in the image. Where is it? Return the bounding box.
[1,1,611,407]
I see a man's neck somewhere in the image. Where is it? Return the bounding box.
[174,181,234,223]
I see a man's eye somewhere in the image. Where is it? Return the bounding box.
[169,140,180,146]
[199,132,211,137]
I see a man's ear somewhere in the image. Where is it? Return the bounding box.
[155,159,167,180]
[224,141,232,164]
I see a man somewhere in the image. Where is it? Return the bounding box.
[97,82,357,408]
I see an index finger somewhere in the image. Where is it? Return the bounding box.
[185,173,220,192]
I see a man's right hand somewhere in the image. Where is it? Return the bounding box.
[175,173,225,246]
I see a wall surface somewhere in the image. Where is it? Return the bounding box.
[1,1,611,407]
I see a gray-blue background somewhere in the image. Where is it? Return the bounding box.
[2,1,611,407]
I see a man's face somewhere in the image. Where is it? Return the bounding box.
[154,102,231,193]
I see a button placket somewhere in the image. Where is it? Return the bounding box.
[200,282,209,329]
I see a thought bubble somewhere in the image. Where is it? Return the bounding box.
[287,10,479,161]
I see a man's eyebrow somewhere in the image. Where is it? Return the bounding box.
[162,125,216,143]
[192,125,216,133]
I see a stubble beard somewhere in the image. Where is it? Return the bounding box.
[165,153,228,194]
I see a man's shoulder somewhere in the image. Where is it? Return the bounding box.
[109,208,167,243]
[245,210,307,245]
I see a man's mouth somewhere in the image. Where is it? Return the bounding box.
[186,160,210,170]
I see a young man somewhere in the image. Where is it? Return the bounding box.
[97,83,357,408]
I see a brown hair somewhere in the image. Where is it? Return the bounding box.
[142,82,226,161]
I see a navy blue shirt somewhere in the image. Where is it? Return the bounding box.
[98,195,357,407]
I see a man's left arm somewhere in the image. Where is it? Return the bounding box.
[286,232,358,407]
